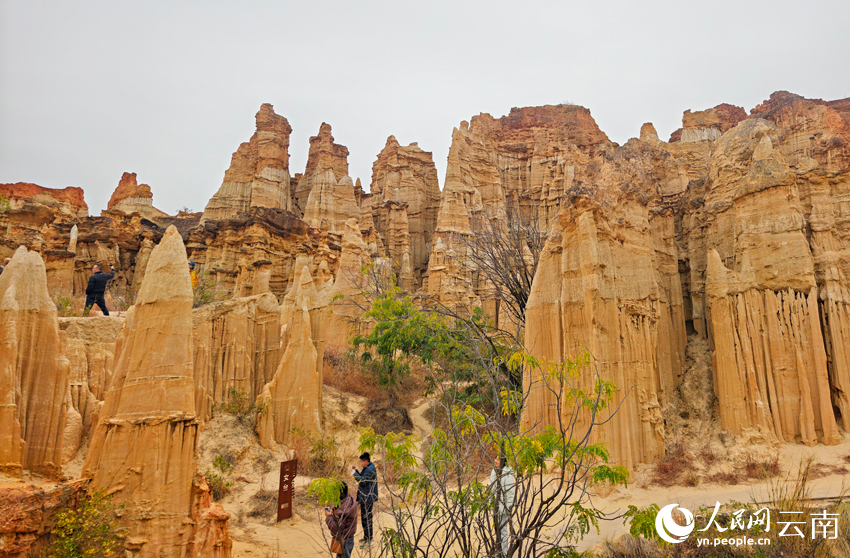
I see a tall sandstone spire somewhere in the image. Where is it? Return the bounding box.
[83,226,230,558]
[369,136,440,287]
[202,103,293,222]
[0,246,69,478]
[298,123,359,231]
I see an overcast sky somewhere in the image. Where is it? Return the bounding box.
[1,1,848,215]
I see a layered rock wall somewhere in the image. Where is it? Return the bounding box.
[202,104,293,222]
[370,136,441,285]
[522,92,850,464]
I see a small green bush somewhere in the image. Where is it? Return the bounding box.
[205,454,234,501]
[214,387,267,426]
[35,490,122,558]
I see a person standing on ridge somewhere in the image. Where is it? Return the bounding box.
[189,261,198,288]
[353,452,378,548]
[84,263,114,316]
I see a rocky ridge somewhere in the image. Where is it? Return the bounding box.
[1,91,849,556]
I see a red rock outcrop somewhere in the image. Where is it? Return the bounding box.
[0,182,88,220]
[106,172,168,220]
[0,246,70,478]
[0,480,87,557]
[669,103,748,142]
[202,104,293,222]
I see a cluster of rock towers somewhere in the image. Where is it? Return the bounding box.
[1,91,849,557]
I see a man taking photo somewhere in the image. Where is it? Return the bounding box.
[84,263,114,316]
[352,452,378,548]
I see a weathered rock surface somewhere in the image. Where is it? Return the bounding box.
[293,122,351,215]
[193,293,281,422]
[522,91,850,465]
[187,207,323,300]
[59,316,123,461]
[202,104,293,222]
[299,124,359,232]
[370,136,441,285]
[107,172,169,220]
[426,105,614,315]
[83,226,230,558]
[0,246,70,478]
[0,480,86,557]
[669,103,747,142]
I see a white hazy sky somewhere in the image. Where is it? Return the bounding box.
[1,1,848,215]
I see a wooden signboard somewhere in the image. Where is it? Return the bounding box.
[278,459,297,521]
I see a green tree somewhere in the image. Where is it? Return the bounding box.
[332,290,630,557]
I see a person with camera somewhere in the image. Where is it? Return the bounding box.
[352,452,378,548]
[84,263,115,316]
[324,481,357,558]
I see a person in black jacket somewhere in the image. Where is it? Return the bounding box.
[84,263,114,316]
[353,452,378,548]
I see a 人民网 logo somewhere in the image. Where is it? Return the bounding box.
[656,503,695,544]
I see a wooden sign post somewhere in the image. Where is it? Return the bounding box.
[278,459,297,521]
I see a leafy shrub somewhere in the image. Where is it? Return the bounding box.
[35,490,122,558]
[54,296,80,317]
[205,454,234,500]
[214,387,267,426]
[288,428,345,478]
[193,272,220,308]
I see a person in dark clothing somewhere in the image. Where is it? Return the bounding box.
[324,481,358,558]
[353,452,378,548]
[84,263,114,316]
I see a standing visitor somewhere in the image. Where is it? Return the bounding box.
[489,457,516,556]
[84,263,114,316]
[189,261,198,288]
[353,452,378,548]
[324,481,358,558]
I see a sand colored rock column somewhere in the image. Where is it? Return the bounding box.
[0,246,70,478]
[83,226,230,558]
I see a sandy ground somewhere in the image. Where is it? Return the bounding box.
[213,385,850,558]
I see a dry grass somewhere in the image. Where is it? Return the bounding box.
[651,442,691,487]
[247,488,278,522]
[650,438,780,488]
[323,346,386,402]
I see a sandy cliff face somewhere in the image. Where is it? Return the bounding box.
[202,104,293,222]
[426,105,614,318]
[521,92,850,466]
[370,136,441,286]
